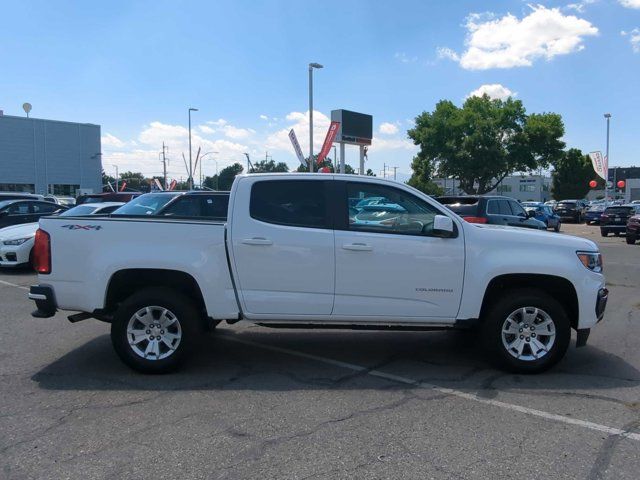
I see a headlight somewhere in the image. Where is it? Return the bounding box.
[577,251,603,273]
[3,237,30,246]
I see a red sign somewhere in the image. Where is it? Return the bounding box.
[317,121,340,165]
[168,179,177,191]
[119,181,127,192]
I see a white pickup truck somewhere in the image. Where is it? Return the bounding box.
[29,174,608,374]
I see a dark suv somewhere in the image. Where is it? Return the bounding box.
[601,205,640,237]
[0,200,67,229]
[436,196,546,229]
[554,200,586,223]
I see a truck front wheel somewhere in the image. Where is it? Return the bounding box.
[482,289,570,374]
[111,287,201,373]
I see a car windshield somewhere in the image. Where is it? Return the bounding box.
[558,202,576,207]
[58,205,100,216]
[111,193,180,215]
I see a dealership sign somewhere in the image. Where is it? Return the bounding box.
[317,121,340,165]
[288,129,306,166]
[588,151,607,181]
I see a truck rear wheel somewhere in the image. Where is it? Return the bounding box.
[111,287,201,373]
[482,289,570,374]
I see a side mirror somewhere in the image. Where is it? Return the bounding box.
[433,215,455,238]
[527,210,537,218]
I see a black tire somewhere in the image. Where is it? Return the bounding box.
[481,289,571,374]
[626,235,636,245]
[554,222,561,233]
[110,287,202,373]
[601,229,608,237]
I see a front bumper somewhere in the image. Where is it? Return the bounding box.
[29,285,57,318]
[601,224,627,231]
[596,287,608,322]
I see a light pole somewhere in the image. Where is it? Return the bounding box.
[198,151,218,188]
[112,165,119,192]
[188,107,198,189]
[604,113,611,202]
[308,62,323,173]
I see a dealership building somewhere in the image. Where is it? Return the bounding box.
[0,112,102,196]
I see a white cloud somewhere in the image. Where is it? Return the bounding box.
[222,125,255,139]
[622,28,640,52]
[259,114,269,120]
[102,133,125,148]
[620,0,640,8]
[565,0,597,13]
[467,83,516,100]
[439,5,598,70]
[266,110,331,155]
[379,122,399,135]
[206,118,227,127]
[199,125,216,134]
[394,52,417,63]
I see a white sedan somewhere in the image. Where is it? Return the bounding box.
[0,202,123,269]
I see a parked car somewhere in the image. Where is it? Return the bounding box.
[0,200,67,229]
[554,200,587,223]
[44,195,76,207]
[584,204,607,225]
[626,213,640,244]
[437,196,546,230]
[111,191,229,219]
[30,174,607,375]
[0,192,44,201]
[522,203,561,232]
[600,205,640,237]
[0,202,122,269]
[76,192,142,205]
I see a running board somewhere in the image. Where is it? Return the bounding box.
[255,323,453,332]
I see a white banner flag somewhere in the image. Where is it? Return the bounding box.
[288,129,306,166]
[588,151,607,181]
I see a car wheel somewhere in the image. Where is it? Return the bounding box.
[554,222,561,233]
[626,235,636,245]
[601,230,608,237]
[111,287,202,373]
[481,289,570,374]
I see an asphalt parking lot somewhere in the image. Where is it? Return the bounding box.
[1,223,639,479]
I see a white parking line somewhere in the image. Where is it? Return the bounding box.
[0,279,29,291]
[224,336,640,442]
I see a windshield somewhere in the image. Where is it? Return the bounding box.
[557,202,576,207]
[59,205,100,216]
[111,193,180,215]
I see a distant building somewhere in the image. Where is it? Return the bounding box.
[433,174,552,202]
[0,113,102,196]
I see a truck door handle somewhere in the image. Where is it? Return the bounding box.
[342,243,373,251]
[242,237,273,246]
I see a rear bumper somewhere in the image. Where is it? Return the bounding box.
[29,285,57,318]
[601,224,626,231]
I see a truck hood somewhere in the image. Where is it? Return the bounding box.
[0,222,38,241]
[468,223,598,251]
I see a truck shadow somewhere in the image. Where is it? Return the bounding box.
[32,326,640,395]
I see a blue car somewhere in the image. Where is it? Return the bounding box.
[584,205,606,225]
[522,203,561,232]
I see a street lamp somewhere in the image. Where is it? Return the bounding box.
[604,113,611,202]
[198,151,218,188]
[188,107,198,189]
[308,62,323,173]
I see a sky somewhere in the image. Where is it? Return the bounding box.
[1,0,639,183]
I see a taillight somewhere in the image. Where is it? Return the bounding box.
[33,229,51,274]
[463,216,488,224]
[600,214,609,219]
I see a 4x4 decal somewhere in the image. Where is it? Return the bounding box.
[61,225,102,231]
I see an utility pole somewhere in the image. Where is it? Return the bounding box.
[113,165,119,192]
[188,107,198,189]
[244,153,253,173]
[383,163,387,179]
[161,142,168,189]
[392,166,398,180]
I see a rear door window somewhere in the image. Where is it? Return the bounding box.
[250,180,328,229]
[509,200,526,217]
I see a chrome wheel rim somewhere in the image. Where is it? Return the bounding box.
[501,307,556,361]
[126,306,182,360]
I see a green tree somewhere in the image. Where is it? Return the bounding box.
[215,163,244,190]
[250,159,289,173]
[119,171,147,191]
[365,169,376,176]
[551,149,598,200]
[408,95,565,194]
[406,151,443,195]
[101,169,116,192]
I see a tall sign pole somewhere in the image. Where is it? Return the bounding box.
[605,113,611,202]
[308,63,323,173]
